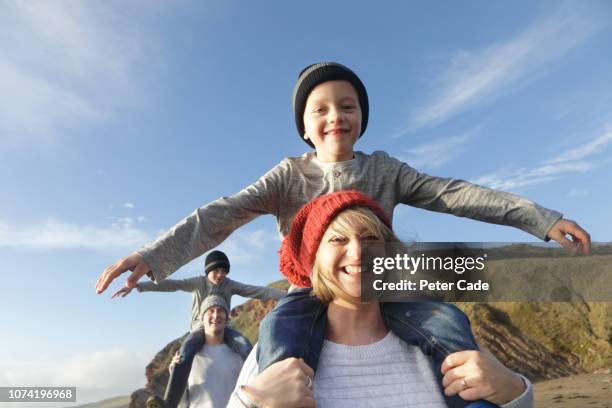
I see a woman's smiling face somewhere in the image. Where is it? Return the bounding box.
[317,218,383,300]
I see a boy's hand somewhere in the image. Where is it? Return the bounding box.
[441,350,525,405]
[111,286,133,299]
[547,218,591,255]
[168,351,181,374]
[96,253,150,294]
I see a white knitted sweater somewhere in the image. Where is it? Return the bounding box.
[227,332,533,408]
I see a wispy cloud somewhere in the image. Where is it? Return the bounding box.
[399,125,481,170]
[0,348,149,408]
[471,161,592,190]
[123,202,135,209]
[546,129,612,163]
[0,2,160,144]
[0,217,151,252]
[403,4,608,133]
[472,126,611,190]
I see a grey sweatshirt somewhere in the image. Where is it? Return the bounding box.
[138,151,562,283]
[136,277,285,330]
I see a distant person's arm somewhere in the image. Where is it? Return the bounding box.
[168,351,190,408]
[111,286,133,299]
[96,161,290,294]
[111,277,197,298]
[388,153,590,254]
[230,280,287,301]
[135,277,198,293]
[168,351,181,374]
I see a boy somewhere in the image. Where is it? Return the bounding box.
[113,250,285,408]
[152,296,249,408]
[96,62,589,294]
[97,62,589,406]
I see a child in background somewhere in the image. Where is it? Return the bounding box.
[97,62,590,407]
[112,250,285,408]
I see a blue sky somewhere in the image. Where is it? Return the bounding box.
[1,0,611,405]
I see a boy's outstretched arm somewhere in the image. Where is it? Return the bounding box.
[231,280,287,301]
[95,161,289,294]
[390,154,591,254]
[103,259,199,296]
[111,286,134,298]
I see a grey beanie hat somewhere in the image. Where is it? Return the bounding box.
[292,62,369,148]
[200,295,229,318]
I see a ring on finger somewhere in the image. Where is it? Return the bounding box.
[461,378,468,390]
[305,376,313,389]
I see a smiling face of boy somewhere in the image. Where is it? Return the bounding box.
[303,80,362,163]
[207,267,228,285]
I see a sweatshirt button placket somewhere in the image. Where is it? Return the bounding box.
[332,170,342,188]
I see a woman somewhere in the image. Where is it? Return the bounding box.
[228,191,532,408]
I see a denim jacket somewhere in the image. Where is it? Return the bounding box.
[224,326,253,360]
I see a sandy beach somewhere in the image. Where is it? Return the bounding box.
[534,372,612,408]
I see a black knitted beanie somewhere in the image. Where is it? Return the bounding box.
[204,250,230,274]
[292,62,369,148]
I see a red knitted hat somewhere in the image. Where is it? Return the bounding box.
[279,190,391,287]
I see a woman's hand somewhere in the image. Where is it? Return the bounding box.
[243,357,316,408]
[441,350,525,405]
[168,351,181,374]
[111,286,133,299]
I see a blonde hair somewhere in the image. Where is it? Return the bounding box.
[311,207,398,303]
